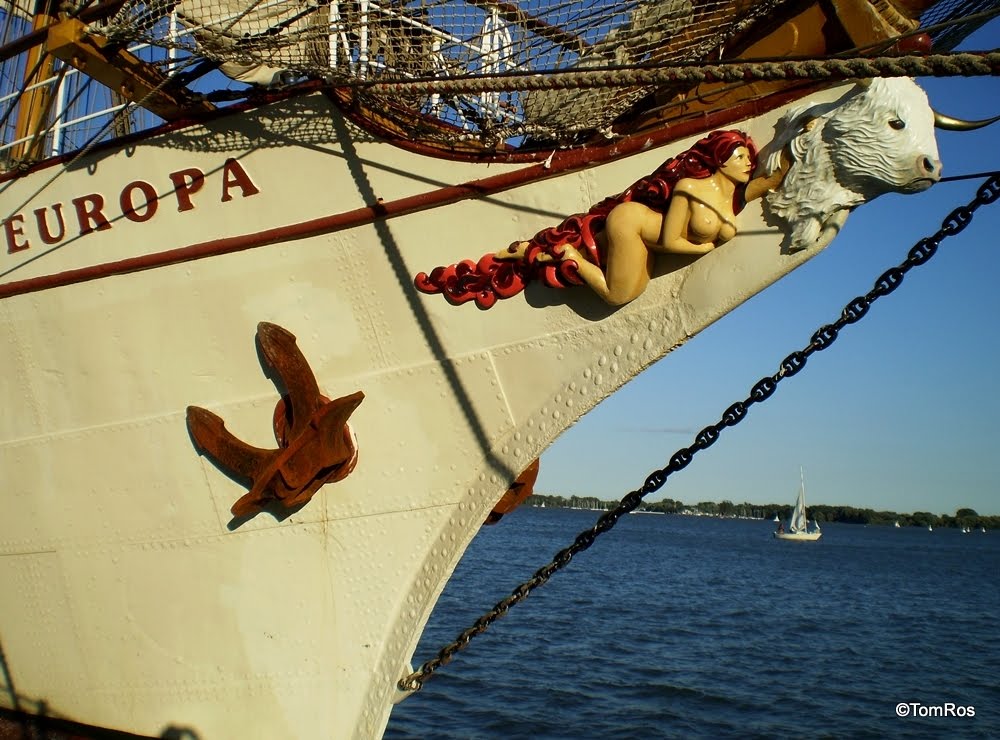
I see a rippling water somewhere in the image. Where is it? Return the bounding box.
[385,508,999,739]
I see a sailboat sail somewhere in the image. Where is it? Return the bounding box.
[787,468,810,532]
[789,487,808,533]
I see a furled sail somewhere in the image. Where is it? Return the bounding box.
[173,0,331,85]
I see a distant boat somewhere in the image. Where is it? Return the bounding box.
[894,521,901,528]
[928,525,933,532]
[774,468,821,542]
[773,514,781,523]
[982,527,987,533]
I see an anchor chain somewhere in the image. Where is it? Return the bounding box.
[399,173,1000,693]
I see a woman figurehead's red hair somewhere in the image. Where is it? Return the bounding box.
[637,130,758,208]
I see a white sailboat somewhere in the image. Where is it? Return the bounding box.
[774,468,822,541]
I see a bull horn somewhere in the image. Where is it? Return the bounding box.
[933,110,1000,131]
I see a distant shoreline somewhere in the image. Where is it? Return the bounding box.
[526,494,996,530]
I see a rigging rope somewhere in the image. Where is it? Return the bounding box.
[366,51,1000,95]
[398,172,1000,693]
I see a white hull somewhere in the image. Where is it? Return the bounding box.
[1,86,849,738]
[774,531,822,541]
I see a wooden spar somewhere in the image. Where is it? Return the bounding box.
[43,17,215,120]
[0,0,126,63]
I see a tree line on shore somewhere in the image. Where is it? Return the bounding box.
[525,494,997,530]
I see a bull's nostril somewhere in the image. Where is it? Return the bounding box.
[920,156,938,176]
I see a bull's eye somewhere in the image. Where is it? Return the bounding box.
[889,118,906,130]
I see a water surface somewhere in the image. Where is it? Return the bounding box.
[386,508,999,738]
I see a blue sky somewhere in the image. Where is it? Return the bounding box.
[535,21,1000,516]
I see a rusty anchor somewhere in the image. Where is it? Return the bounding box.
[187,322,363,520]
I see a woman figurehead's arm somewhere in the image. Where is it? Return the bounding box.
[744,117,816,203]
[744,149,792,203]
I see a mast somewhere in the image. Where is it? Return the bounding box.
[11,0,59,162]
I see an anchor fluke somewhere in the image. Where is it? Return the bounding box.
[187,322,364,522]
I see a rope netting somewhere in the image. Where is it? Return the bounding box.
[95,0,998,146]
[98,0,793,143]
[0,0,996,157]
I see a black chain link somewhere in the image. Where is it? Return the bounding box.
[398,174,1000,693]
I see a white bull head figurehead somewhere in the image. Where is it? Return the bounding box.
[762,77,997,252]
[824,77,941,195]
